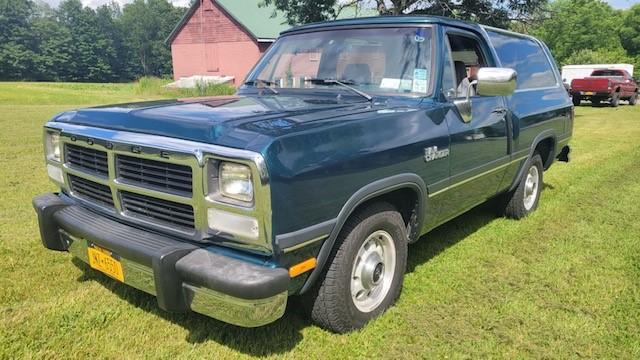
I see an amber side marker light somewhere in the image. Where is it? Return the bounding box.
[289,257,317,277]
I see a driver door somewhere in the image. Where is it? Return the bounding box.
[439,30,510,217]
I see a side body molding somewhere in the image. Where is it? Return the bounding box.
[299,173,428,294]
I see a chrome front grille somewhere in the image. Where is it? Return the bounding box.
[116,154,193,195]
[68,174,114,207]
[63,142,197,231]
[65,144,109,177]
[49,123,272,254]
[121,191,194,229]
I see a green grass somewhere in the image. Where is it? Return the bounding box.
[1,82,639,359]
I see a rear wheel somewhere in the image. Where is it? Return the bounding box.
[630,92,638,105]
[611,92,620,107]
[500,154,544,219]
[591,98,601,106]
[307,202,408,333]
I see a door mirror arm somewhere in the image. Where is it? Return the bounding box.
[453,80,477,123]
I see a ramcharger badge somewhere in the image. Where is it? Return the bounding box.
[424,146,449,162]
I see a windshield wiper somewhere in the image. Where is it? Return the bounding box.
[243,79,279,94]
[304,78,372,102]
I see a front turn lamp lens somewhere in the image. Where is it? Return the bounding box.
[208,208,259,240]
[219,162,253,203]
[45,131,61,162]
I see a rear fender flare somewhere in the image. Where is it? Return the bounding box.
[508,130,556,192]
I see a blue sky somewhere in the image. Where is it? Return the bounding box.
[606,0,639,8]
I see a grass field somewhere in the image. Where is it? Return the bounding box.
[1,82,639,359]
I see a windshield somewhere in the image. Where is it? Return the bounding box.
[246,27,435,97]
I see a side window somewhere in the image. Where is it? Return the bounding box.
[488,31,557,90]
[446,33,488,98]
[441,38,457,98]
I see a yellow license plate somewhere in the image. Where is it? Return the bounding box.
[87,244,124,282]
[583,91,594,95]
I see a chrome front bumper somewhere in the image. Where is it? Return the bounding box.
[34,193,289,327]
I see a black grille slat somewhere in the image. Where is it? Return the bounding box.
[118,157,192,175]
[116,155,193,195]
[69,175,114,207]
[121,191,194,229]
[65,144,109,176]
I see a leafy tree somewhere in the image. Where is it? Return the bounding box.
[119,0,183,77]
[531,0,624,65]
[262,0,547,28]
[619,4,640,57]
[0,0,37,79]
[31,16,73,80]
[564,48,633,65]
[56,0,118,81]
[96,3,127,80]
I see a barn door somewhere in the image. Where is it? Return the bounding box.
[205,43,219,72]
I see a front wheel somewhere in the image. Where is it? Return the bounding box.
[500,154,544,219]
[307,202,408,333]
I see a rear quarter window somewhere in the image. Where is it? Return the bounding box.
[487,31,557,90]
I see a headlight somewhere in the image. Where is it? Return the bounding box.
[45,131,61,162]
[219,162,253,203]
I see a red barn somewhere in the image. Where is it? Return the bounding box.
[166,0,289,85]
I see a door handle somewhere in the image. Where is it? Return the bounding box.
[492,107,508,114]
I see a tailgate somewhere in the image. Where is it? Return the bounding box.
[571,78,610,92]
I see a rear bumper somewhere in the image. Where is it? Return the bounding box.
[571,91,612,98]
[33,193,289,327]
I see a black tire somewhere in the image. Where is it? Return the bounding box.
[630,92,638,106]
[611,92,620,107]
[306,202,408,333]
[572,96,581,106]
[501,154,544,219]
[591,98,601,106]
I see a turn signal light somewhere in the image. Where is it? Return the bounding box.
[289,257,317,277]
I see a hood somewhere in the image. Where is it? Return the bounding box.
[52,95,396,151]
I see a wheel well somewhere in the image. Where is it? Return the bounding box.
[534,137,555,170]
[351,188,419,239]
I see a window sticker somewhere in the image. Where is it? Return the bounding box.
[399,79,413,91]
[380,78,401,89]
[412,68,429,93]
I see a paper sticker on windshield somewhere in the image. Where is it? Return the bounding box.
[414,68,428,80]
[399,79,413,91]
[380,78,401,89]
[412,68,429,93]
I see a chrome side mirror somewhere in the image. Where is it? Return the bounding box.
[476,67,517,96]
[453,67,516,123]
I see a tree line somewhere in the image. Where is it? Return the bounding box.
[267,0,640,75]
[0,0,184,82]
[1,0,639,82]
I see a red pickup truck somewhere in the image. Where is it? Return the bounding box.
[571,69,638,107]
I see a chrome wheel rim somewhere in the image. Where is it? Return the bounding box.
[523,165,540,210]
[350,230,396,313]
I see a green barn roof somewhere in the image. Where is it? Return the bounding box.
[215,0,288,40]
[166,0,378,44]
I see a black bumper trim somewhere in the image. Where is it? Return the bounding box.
[33,193,289,311]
